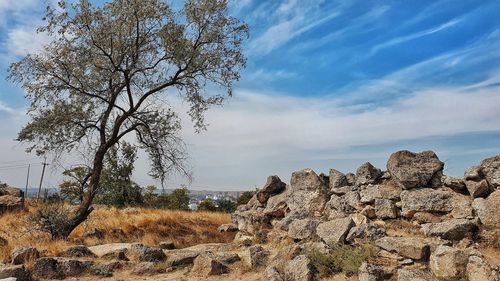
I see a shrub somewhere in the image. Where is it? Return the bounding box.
[216,198,237,213]
[30,203,74,240]
[197,199,217,212]
[236,191,255,206]
[309,243,376,277]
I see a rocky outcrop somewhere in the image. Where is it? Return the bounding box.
[387,150,443,189]
[256,176,286,204]
[356,162,382,185]
[0,185,24,214]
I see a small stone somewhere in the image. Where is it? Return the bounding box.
[374,199,398,219]
[256,175,286,204]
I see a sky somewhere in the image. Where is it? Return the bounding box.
[0,0,499,191]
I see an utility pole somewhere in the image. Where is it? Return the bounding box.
[24,164,30,197]
[36,160,49,202]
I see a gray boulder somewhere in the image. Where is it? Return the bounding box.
[359,184,402,203]
[247,245,269,269]
[421,219,477,240]
[329,168,348,190]
[400,188,453,217]
[480,155,500,188]
[387,150,443,189]
[287,218,318,240]
[256,175,286,204]
[464,165,482,180]
[472,190,500,227]
[442,175,467,193]
[316,217,355,245]
[287,169,329,217]
[284,255,314,281]
[356,162,382,185]
[191,253,229,276]
[375,237,429,260]
[430,245,468,280]
[374,199,398,219]
[130,244,166,262]
[465,179,491,198]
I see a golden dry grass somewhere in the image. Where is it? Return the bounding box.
[0,200,233,263]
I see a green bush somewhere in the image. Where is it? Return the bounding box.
[30,203,74,239]
[197,199,217,212]
[309,243,376,277]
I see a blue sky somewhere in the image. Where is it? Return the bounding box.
[0,0,499,190]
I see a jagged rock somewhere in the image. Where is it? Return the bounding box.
[284,255,314,281]
[375,237,430,260]
[159,241,175,250]
[472,190,500,227]
[33,257,62,279]
[413,212,442,224]
[0,264,31,281]
[256,176,286,204]
[345,173,356,185]
[287,218,318,240]
[430,245,468,280]
[329,169,348,190]
[212,252,240,264]
[166,251,199,267]
[11,247,39,265]
[316,217,355,245]
[466,255,498,281]
[356,162,382,185]
[266,266,284,281]
[59,259,94,277]
[0,196,23,214]
[421,219,477,240]
[351,213,368,225]
[465,179,491,198]
[0,187,23,197]
[400,188,453,217]
[131,262,162,275]
[346,223,386,243]
[62,245,96,258]
[359,184,402,203]
[449,192,474,219]
[442,175,467,193]
[387,150,443,189]
[358,262,393,281]
[247,245,269,269]
[374,199,397,219]
[397,268,434,281]
[480,155,500,188]
[191,253,229,276]
[464,165,482,180]
[88,243,134,257]
[217,224,238,233]
[263,188,290,219]
[361,205,377,219]
[129,244,166,262]
[324,191,360,219]
[287,169,329,217]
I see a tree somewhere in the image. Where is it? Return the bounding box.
[59,165,90,203]
[164,188,190,210]
[216,198,236,213]
[237,190,255,206]
[197,199,216,212]
[8,0,248,239]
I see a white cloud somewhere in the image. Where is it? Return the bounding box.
[6,23,52,57]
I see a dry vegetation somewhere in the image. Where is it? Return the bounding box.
[0,200,234,263]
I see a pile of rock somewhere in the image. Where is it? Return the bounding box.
[233,150,500,281]
[0,186,24,214]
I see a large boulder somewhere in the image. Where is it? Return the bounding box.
[359,184,402,203]
[246,245,269,269]
[387,150,443,189]
[0,264,31,281]
[256,176,286,204]
[399,188,453,217]
[284,255,315,281]
[430,245,468,280]
[316,217,355,245]
[442,175,467,193]
[421,219,477,240]
[329,169,348,190]
[0,196,23,214]
[472,190,500,227]
[287,169,329,217]
[480,155,500,188]
[191,253,229,276]
[374,199,398,219]
[375,237,430,260]
[466,255,498,281]
[356,162,382,185]
[287,218,318,240]
[129,244,166,262]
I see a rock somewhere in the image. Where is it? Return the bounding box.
[290,168,326,192]
[346,224,386,243]
[59,259,93,277]
[361,205,377,219]
[449,192,474,219]
[101,249,129,261]
[0,196,23,214]
[358,262,393,281]
[472,190,500,227]
[375,237,430,260]
[0,187,23,197]
[466,255,498,281]
[159,241,175,250]
[130,244,166,262]
[329,169,348,190]
[191,253,229,276]
[400,188,453,217]
[287,169,329,217]
[359,184,402,203]
[212,252,240,264]
[256,175,286,204]
[442,175,467,193]
[82,228,105,239]
[217,223,238,233]
[480,155,500,188]
[345,173,356,185]
[62,245,96,258]
[465,179,491,198]
[351,213,368,225]
[266,266,284,281]
[387,150,443,189]
[430,245,468,280]
[247,245,269,269]
[131,262,162,275]
[356,162,382,185]
[316,217,355,245]
[464,165,482,180]
[10,247,39,265]
[33,257,62,279]
[412,212,442,224]
[88,243,134,257]
[397,268,434,281]
[324,192,360,219]
[421,219,478,240]
[165,251,199,267]
[287,218,318,240]
[284,255,314,281]
[0,264,31,281]
[263,187,290,219]
[374,199,398,219]
[233,232,253,247]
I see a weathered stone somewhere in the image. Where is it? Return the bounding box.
[421,219,477,240]
[346,224,386,243]
[287,169,329,217]
[387,150,443,189]
[287,218,318,240]
[165,251,199,267]
[472,190,500,227]
[449,192,474,219]
[191,253,229,276]
[361,205,377,219]
[217,223,238,233]
[290,168,326,192]
[374,199,397,219]
[464,165,482,180]
[400,188,453,217]
[0,264,31,281]
[247,245,269,269]
[263,188,290,219]
[329,169,348,190]
[480,155,500,188]
[316,217,355,245]
[345,173,356,185]
[159,241,175,250]
[256,175,286,204]
[397,268,434,281]
[465,179,491,198]
[88,243,134,258]
[212,252,240,264]
[375,237,430,260]
[359,184,402,203]
[11,247,39,265]
[413,212,442,224]
[266,266,284,281]
[324,192,360,219]
[442,175,467,193]
[0,196,23,214]
[430,245,468,280]
[130,244,166,262]
[62,245,96,258]
[33,257,63,279]
[358,262,393,281]
[284,255,314,281]
[356,162,382,185]
[131,262,162,275]
[466,255,498,281]
[59,259,93,277]
[351,213,368,225]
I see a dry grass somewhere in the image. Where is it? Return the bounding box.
[0,200,234,263]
